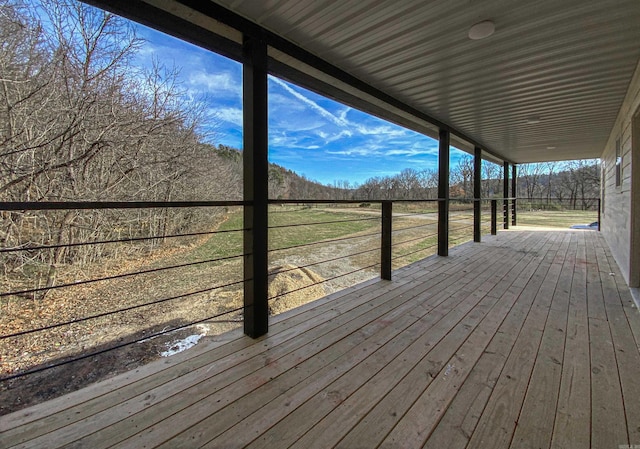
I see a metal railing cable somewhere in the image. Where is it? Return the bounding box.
[0,227,246,254]
[391,222,437,233]
[268,247,380,278]
[0,278,247,340]
[392,243,437,261]
[0,303,246,381]
[1,253,246,298]
[268,230,381,253]
[393,232,438,247]
[390,211,437,218]
[268,216,379,229]
[0,200,247,211]
[2,197,477,383]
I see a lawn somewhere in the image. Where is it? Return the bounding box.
[516,209,598,228]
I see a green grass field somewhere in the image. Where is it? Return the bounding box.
[185,207,382,263]
[516,210,598,228]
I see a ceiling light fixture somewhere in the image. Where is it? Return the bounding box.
[468,20,495,40]
[547,146,556,150]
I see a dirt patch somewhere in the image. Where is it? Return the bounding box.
[267,265,326,315]
[0,319,240,415]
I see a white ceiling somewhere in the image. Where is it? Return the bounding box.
[144,0,640,163]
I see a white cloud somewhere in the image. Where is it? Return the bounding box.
[270,78,349,128]
[385,148,424,156]
[327,147,384,157]
[189,71,240,96]
[316,129,353,143]
[212,107,243,126]
[354,124,407,137]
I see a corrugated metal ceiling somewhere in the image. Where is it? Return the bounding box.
[208,0,640,163]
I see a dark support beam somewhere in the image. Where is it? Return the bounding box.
[438,129,450,256]
[511,164,517,226]
[503,161,510,230]
[381,201,392,280]
[491,200,498,235]
[82,0,243,62]
[243,36,269,338]
[473,147,482,243]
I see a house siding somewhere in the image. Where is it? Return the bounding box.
[601,57,640,287]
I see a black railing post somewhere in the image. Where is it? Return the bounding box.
[438,129,450,256]
[511,164,517,226]
[491,199,497,235]
[243,35,269,338]
[381,201,392,280]
[473,147,482,242]
[598,198,601,231]
[503,161,509,229]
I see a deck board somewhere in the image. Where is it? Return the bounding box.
[2,229,639,449]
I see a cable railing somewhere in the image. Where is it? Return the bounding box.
[515,197,601,229]
[390,201,439,265]
[266,201,384,313]
[0,196,513,392]
[1,201,248,387]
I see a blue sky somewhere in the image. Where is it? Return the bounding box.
[133,24,467,186]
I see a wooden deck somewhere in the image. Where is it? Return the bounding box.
[2,229,640,449]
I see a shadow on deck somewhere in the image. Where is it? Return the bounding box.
[2,229,640,448]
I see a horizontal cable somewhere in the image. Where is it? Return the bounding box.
[392,232,439,247]
[268,230,380,253]
[1,253,245,298]
[0,278,247,340]
[391,212,436,218]
[392,222,437,233]
[450,223,475,232]
[269,199,442,205]
[392,244,437,261]
[268,247,380,277]
[517,197,599,202]
[0,201,247,211]
[1,201,249,213]
[268,216,379,230]
[450,216,473,220]
[0,228,247,254]
[449,218,474,224]
[268,263,379,301]
[0,305,245,382]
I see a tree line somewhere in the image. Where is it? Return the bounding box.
[323,156,600,208]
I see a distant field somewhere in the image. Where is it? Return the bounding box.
[516,209,598,228]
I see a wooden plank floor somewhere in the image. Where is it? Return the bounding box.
[2,229,640,449]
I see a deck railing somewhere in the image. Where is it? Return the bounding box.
[0,197,511,383]
[513,197,601,230]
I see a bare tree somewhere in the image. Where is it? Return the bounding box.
[519,163,545,199]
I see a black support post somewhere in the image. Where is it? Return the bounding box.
[511,164,517,226]
[473,147,482,242]
[243,36,269,338]
[438,129,450,256]
[381,201,392,280]
[503,161,509,229]
[491,200,497,235]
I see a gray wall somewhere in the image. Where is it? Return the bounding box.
[601,58,640,287]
